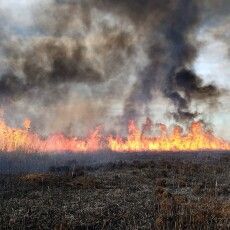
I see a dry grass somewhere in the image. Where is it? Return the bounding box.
[0,153,229,229]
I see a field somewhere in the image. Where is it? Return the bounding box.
[0,152,229,229]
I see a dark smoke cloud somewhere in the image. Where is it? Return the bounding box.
[125,0,196,120]
[23,39,102,85]
[0,0,227,135]
[122,0,222,122]
[175,69,220,100]
[0,1,136,102]
[165,68,220,121]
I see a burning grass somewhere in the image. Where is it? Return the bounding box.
[0,117,230,154]
[0,153,229,229]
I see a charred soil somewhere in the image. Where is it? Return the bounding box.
[0,152,229,229]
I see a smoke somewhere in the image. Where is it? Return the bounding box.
[0,0,227,135]
[123,0,221,123]
[168,68,220,121]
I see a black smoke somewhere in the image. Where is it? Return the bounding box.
[123,0,221,122]
[0,0,225,134]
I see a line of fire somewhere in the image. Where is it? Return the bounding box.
[0,117,229,153]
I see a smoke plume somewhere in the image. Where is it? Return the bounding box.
[0,0,227,135]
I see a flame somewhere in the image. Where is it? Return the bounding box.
[0,117,229,153]
[108,120,230,152]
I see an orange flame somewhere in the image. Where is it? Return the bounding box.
[108,120,230,152]
[0,117,229,153]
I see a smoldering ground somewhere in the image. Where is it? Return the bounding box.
[0,0,228,137]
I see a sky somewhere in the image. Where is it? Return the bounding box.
[0,0,229,140]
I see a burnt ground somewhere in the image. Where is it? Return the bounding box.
[0,152,229,229]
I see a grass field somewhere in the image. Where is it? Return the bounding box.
[0,152,229,229]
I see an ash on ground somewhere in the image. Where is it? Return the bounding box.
[0,152,229,229]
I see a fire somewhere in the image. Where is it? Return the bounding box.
[108,120,230,152]
[0,117,229,153]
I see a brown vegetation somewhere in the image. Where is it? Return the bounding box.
[0,153,229,229]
